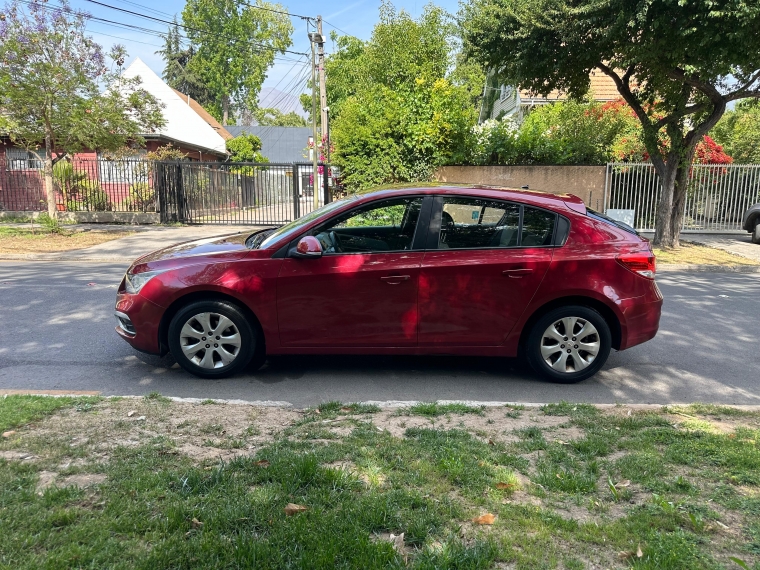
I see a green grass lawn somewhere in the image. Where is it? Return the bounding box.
[1,397,759,569]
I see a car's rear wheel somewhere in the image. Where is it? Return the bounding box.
[168,300,256,379]
[752,220,760,244]
[525,306,612,383]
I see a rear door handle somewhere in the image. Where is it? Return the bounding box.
[381,275,410,284]
[502,268,533,278]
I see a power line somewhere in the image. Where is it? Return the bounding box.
[322,19,353,37]
[79,0,310,56]
[237,0,311,21]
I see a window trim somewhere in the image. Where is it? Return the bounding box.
[290,195,431,256]
[427,195,560,251]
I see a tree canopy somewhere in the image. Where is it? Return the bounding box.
[157,18,211,108]
[328,2,483,190]
[0,0,165,218]
[461,0,760,246]
[226,133,268,162]
[712,100,760,164]
[252,107,307,127]
[181,0,294,125]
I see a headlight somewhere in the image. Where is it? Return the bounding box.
[124,269,167,294]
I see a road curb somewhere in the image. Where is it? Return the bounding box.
[657,263,760,273]
[3,393,760,411]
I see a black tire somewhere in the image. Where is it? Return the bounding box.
[168,300,257,379]
[752,220,760,245]
[525,305,612,384]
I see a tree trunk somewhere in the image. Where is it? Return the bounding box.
[666,163,694,247]
[44,131,56,220]
[653,163,678,247]
[222,95,229,126]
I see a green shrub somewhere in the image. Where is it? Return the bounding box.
[79,180,111,211]
[124,182,155,212]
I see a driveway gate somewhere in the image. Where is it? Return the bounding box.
[154,162,332,225]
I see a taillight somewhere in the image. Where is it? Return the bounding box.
[616,252,656,279]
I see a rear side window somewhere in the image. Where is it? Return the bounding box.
[522,206,556,246]
[439,198,520,249]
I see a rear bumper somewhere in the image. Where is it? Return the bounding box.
[114,292,165,355]
[619,282,663,350]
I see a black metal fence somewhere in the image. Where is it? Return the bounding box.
[0,157,335,225]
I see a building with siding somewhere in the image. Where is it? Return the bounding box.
[481,71,621,123]
[226,126,312,164]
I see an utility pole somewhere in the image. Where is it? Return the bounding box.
[308,24,320,210]
[317,16,328,155]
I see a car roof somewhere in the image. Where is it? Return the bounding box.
[354,184,587,213]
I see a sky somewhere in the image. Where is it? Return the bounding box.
[59,0,461,112]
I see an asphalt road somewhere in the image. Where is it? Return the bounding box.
[1,261,758,407]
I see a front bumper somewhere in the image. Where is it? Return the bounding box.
[114,292,165,354]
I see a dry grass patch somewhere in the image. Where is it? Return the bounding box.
[0,226,132,253]
[653,241,759,265]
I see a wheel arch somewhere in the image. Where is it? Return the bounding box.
[518,295,622,352]
[158,291,265,356]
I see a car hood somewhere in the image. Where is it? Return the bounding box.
[132,232,253,271]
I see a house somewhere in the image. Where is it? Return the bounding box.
[226,125,312,164]
[0,58,232,212]
[481,71,621,122]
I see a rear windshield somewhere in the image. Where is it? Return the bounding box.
[587,208,638,235]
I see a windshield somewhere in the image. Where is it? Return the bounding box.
[251,198,355,249]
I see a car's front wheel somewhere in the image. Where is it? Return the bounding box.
[168,300,257,379]
[525,306,612,383]
[752,220,760,244]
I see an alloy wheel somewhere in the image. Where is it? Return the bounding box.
[179,312,242,369]
[540,317,600,373]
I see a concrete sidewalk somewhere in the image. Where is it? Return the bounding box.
[0,224,265,263]
[686,233,760,263]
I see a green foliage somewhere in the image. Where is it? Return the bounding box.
[181,0,294,123]
[0,0,165,218]
[157,18,212,108]
[460,0,760,245]
[124,182,155,212]
[253,107,307,127]
[457,99,638,165]
[226,134,268,163]
[327,2,481,190]
[712,100,760,164]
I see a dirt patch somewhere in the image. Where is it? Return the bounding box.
[35,471,107,493]
[24,399,301,463]
[370,408,573,445]
[0,450,36,461]
[0,228,133,253]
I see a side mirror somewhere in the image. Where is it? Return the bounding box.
[290,236,323,258]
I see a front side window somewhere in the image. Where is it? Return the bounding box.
[439,197,520,249]
[312,197,423,254]
[6,147,45,171]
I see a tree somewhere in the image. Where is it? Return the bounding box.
[157,17,211,107]
[327,2,482,190]
[226,133,268,162]
[252,107,307,127]
[712,100,760,164]
[182,0,293,125]
[461,0,760,247]
[0,0,165,219]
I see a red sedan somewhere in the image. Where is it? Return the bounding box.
[115,186,662,383]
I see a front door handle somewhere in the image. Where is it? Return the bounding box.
[502,268,533,278]
[381,275,410,285]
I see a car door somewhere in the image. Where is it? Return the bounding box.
[276,196,430,347]
[418,196,555,346]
